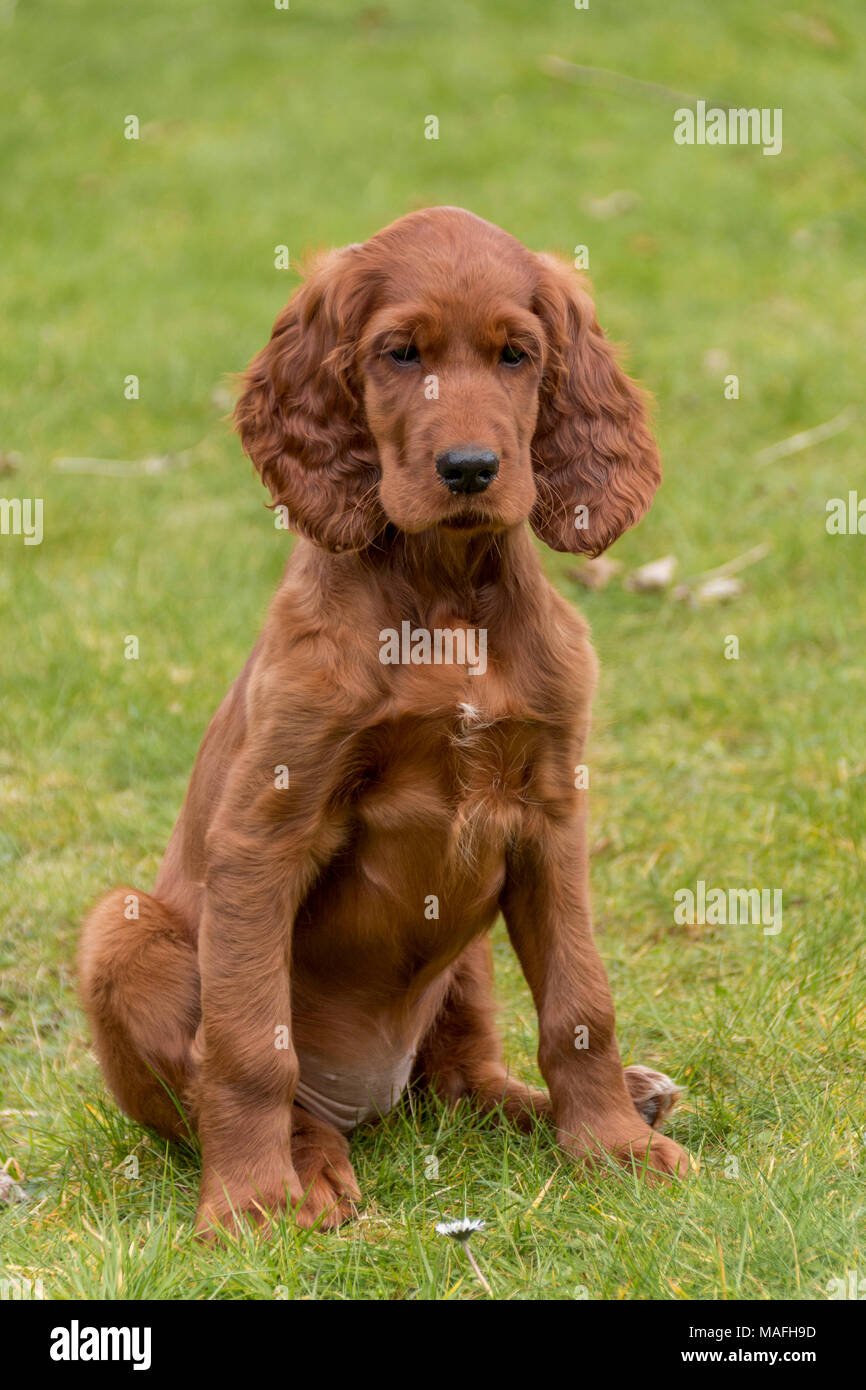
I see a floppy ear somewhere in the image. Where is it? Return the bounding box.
[530,255,661,556]
[234,247,385,553]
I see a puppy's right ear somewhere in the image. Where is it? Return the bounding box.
[234,248,385,554]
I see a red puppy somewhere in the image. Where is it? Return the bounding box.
[80,207,687,1237]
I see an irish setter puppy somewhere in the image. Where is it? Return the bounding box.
[80,206,688,1238]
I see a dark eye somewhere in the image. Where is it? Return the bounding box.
[389,344,420,364]
[500,345,525,366]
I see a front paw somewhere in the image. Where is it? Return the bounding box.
[195,1166,307,1242]
[563,1120,690,1184]
[624,1128,690,1181]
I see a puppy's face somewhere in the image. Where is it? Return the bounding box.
[359,239,544,537]
[235,207,661,557]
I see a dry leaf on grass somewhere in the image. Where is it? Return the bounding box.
[584,190,641,220]
[624,554,677,592]
[703,348,729,373]
[675,576,744,605]
[567,556,623,590]
[0,1168,27,1205]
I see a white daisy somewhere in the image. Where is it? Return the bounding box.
[435,1217,485,1241]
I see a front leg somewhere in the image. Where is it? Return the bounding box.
[501,818,689,1181]
[193,763,348,1238]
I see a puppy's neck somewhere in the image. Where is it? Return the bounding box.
[368,522,538,605]
[290,525,547,638]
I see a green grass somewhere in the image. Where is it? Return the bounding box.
[1,0,864,1300]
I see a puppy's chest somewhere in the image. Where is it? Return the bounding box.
[354,697,563,855]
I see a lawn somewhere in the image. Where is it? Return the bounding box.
[0,0,864,1300]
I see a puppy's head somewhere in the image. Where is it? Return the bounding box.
[235,207,660,556]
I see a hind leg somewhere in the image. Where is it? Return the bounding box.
[415,938,549,1131]
[623,1064,683,1128]
[78,887,201,1141]
[416,939,683,1134]
[290,1106,361,1229]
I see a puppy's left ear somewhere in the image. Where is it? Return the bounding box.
[530,255,661,556]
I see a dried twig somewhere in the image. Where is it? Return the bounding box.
[683,541,771,585]
[529,1166,561,1212]
[53,452,194,477]
[755,407,855,466]
[542,55,708,105]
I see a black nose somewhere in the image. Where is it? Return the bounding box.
[435,447,500,495]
